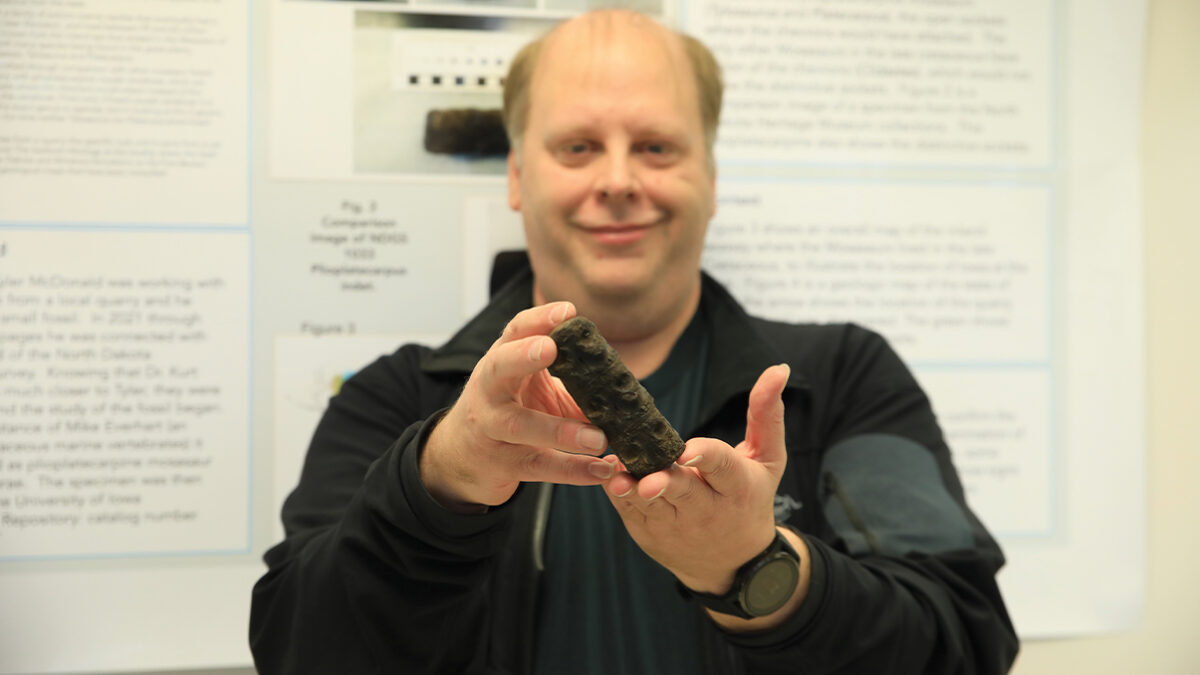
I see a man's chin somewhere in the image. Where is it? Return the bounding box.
[581,270,653,302]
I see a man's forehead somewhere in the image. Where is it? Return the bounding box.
[531,15,691,104]
[547,9,668,40]
[537,11,684,75]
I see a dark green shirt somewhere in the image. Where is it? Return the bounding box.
[534,311,710,674]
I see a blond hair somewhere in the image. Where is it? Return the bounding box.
[501,17,723,159]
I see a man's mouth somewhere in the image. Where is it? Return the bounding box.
[578,219,660,246]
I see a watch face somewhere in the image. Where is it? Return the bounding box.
[742,556,800,616]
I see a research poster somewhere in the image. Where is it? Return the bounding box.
[0,230,250,558]
[0,0,1145,672]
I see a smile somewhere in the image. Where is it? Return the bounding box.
[578,220,660,247]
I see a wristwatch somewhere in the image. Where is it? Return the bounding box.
[680,529,802,619]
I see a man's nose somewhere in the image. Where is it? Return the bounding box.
[595,149,639,203]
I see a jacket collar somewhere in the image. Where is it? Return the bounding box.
[421,262,810,424]
[421,265,537,375]
[694,272,810,426]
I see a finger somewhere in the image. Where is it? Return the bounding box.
[520,369,589,421]
[605,472,675,519]
[607,465,694,518]
[514,447,615,485]
[478,334,562,401]
[634,465,676,502]
[605,480,642,520]
[497,301,576,345]
[615,463,711,515]
[744,364,790,464]
[604,458,639,499]
[490,404,608,455]
[674,437,742,496]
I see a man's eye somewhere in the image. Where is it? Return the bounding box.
[555,142,595,164]
[638,142,673,156]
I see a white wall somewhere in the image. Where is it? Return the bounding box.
[1013,0,1200,671]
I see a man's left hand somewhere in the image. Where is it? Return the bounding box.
[602,364,793,597]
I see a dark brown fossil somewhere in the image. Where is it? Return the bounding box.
[549,316,685,478]
[422,108,509,157]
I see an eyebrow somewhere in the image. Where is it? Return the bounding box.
[541,120,693,145]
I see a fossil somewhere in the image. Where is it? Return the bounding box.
[422,108,509,157]
[549,316,685,478]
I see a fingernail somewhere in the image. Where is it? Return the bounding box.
[682,455,703,467]
[616,484,635,498]
[588,462,613,479]
[550,303,568,323]
[647,487,666,502]
[529,338,544,361]
[578,427,607,451]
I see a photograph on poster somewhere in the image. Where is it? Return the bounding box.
[420,0,536,7]
[352,11,547,176]
[294,0,663,11]
[542,0,662,10]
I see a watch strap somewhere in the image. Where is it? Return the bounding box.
[678,529,801,619]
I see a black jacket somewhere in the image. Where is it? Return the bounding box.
[250,267,1018,674]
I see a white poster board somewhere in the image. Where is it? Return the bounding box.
[0,0,1145,671]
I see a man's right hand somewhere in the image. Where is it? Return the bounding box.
[419,301,612,513]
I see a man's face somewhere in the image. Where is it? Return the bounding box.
[508,18,716,316]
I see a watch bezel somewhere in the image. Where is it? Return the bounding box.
[739,552,802,617]
[682,529,801,619]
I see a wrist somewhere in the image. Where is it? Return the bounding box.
[675,524,777,595]
[674,569,737,597]
[680,526,807,623]
[419,411,490,514]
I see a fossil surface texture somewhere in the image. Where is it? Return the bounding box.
[549,316,685,478]
[422,108,509,156]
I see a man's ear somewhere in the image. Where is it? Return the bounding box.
[507,150,522,211]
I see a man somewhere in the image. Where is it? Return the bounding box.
[251,9,1018,674]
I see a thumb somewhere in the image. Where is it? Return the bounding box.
[744,364,790,465]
